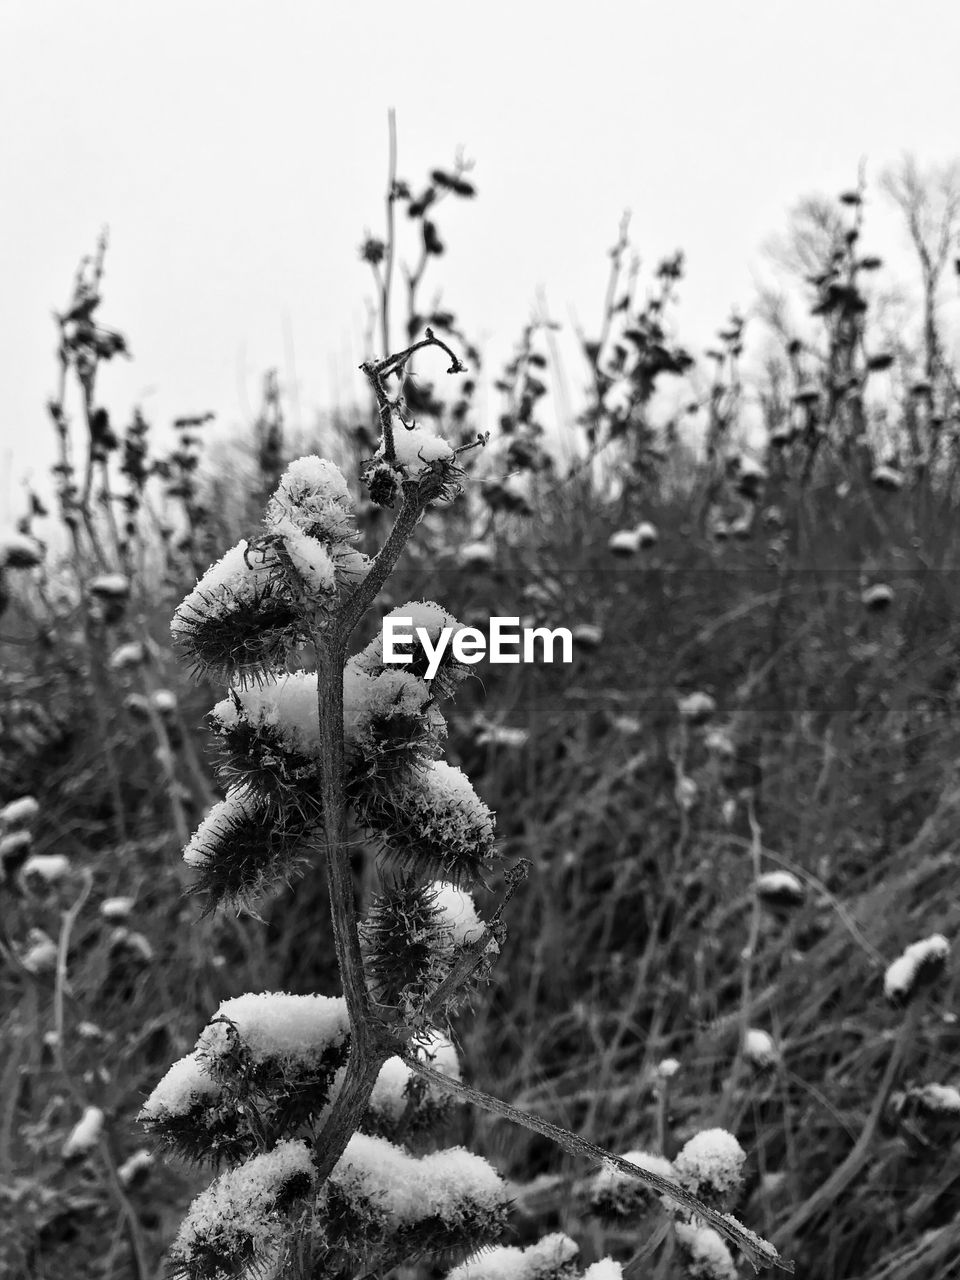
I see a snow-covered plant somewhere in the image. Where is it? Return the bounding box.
[589,1150,675,1220]
[883,933,949,1006]
[141,333,788,1280]
[743,1028,780,1071]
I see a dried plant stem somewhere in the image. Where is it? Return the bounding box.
[717,793,763,1126]
[54,870,152,1280]
[306,334,475,1185]
[380,107,398,361]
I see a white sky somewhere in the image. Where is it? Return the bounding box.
[3,0,960,521]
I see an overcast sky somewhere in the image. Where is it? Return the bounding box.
[3,0,960,522]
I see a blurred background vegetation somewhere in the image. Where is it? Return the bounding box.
[3,147,960,1280]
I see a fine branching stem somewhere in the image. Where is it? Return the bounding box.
[381,107,398,361]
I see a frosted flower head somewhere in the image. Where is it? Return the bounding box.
[871,464,905,492]
[612,714,642,736]
[90,573,131,599]
[99,901,135,921]
[730,514,753,540]
[461,540,495,569]
[117,1148,155,1189]
[583,1261,624,1280]
[744,1028,779,1070]
[196,992,351,1067]
[315,1133,510,1263]
[447,1232,581,1280]
[676,775,698,811]
[364,1031,462,1137]
[474,722,529,750]
[21,929,58,974]
[1,795,40,829]
[736,456,767,499]
[62,1106,105,1160]
[674,1221,738,1280]
[704,727,735,759]
[212,666,441,804]
[379,423,454,477]
[609,528,642,556]
[109,641,147,671]
[590,1150,675,1220]
[170,1140,316,1277]
[354,758,497,886]
[678,691,716,724]
[862,583,894,612]
[1,828,33,873]
[657,1057,681,1080]
[572,623,604,651]
[265,456,354,542]
[895,1082,960,1119]
[108,928,154,965]
[141,994,353,1165]
[138,1050,223,1124]
[151,688,178,714]
[343,666,439,773]
[355,600,469,697]
[884,934,949,1007]
[755,870,805,911]
[429,880,485,947]
[171,539,310,685]
[672,1129,746,1205]
[0,529,44,569]
[20,853,71,891]
[181,786,320,914]
[362,876,493,1013]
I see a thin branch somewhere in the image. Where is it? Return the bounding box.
[381,107,398,361]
